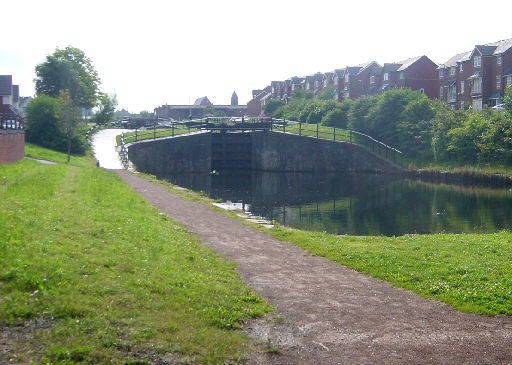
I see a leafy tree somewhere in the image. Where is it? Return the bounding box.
[348,95,378,132]
[322,100,352,129]
[290,89,314,100]
[447,113,490,162]
[35,46,101,109]
[25,94,86,156]
[263,99,285,115]
[318,85,336,100]
[25,95,63,150]
[504,86,512,116]
[93,93,118,125]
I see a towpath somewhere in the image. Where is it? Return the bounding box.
[96,130,512,364]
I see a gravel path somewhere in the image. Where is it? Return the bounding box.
[112,169,512,365]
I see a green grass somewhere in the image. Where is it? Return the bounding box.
[0,147,271,364]
[263,227,512,315]
[25,143,94,168]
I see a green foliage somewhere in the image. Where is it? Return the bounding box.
[321,100,352,129]
[263,99,285,115]
[35,46,101,109]
[93,93,117,125]
[317,85,336,100]
[290,89,314,100]
[504,86,512,116]
[202,106,226,118]
[25,95,86,155]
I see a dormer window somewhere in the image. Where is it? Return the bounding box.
[450,67,455,76]
[497,56,502,65]
[474,56,481,68]
[439,69,444,78]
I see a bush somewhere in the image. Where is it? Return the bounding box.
[25,95,87,155]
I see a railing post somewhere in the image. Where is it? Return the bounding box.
[153,121,156,139]
[350,130,352,143]
[333,127,336,141]
[135,129,138,142]
[316,123,319,138]
[299,121,302,136]
[283,119,286,133]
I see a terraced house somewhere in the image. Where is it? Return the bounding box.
[438,38,512,110]
[251,37,512,115]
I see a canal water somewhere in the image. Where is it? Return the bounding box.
[160,171,512,236]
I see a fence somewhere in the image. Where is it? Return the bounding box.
[118,117,403,169]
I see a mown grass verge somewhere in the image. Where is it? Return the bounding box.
[136,173,512,316]
[263,228,512,315]
[0,146,271,364]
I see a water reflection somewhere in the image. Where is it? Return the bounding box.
[159,171,512,236]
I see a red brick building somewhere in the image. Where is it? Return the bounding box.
[438,38,512,110]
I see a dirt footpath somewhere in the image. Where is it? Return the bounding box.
[112,170,512,365]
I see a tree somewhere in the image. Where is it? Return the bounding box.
[263,99,285,115]
[318,85,336,100]
[25,95,64,150]
[58,90,83,162]
[504,86,512,116]
[93,93,118,125]
[322,101,352,129]
[35,46,101,109]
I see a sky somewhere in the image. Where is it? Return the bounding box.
[1,0,512,113]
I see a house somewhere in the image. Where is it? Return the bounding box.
[247,86,271,116]
[0,75,25,164]
[438,38,512,110]
[381,56,438,99]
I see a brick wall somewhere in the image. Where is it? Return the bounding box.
[0,131,25,164]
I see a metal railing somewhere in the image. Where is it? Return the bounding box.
[117,117,403,169]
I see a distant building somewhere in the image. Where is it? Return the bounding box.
[154,93,247,120]
[0,75,25,164]
[231,91,238,106]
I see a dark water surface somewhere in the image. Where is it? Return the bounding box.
[160,171,512,236]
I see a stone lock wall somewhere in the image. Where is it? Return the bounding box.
[128,131,403,175]
[0,131,25,164]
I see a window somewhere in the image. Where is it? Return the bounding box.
[473,77,482,94]
[345,74,349,83]
[450,67,455,76]
[419,88,425,94]
[497,76,501,89]
[474,55,481,68]
[507,76,512,87]
[497,56,502,65]
[448,85,457,102]
[370,76,375,84]
[460,63,464,72]
[400,72,405,80]
[440,86,443,98]
[383,73,389,81]
[439,69,444,78]
[324,79,328,87]
[460,81,464,94]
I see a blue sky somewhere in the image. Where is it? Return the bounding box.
[1,0,511,112]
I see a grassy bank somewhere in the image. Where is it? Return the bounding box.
[0,146,271,364]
